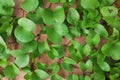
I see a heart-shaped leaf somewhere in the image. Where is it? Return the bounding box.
[18,18,36,31]
[10,50,29,68]
[14,27,34,43]
[100,6,118,17]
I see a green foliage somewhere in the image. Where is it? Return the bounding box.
[0,0,120,79]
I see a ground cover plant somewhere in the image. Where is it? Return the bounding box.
[0,0,120,80]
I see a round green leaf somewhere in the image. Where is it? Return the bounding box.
[67,8,80,24]
[42,9,54,25]
[21,0,39,12]
[14,27,34,43]
[53,23,68,36]
[15,54,29,68]
[100,6,118,17]
[94,24,108,38]
[54,6,65,23]
[83,44,91,56]
[18,18,36,31]
[110,42,120,60]
[81,0,100,10]
[35,69,49,79]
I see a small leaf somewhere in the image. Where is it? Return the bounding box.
[11,50,29,68]
[21,0,39,12]
[61,61,72,72]
[51,74,62,80]
[18,18,36,31]
[42,9,54,25]
[98,61,110,72]
[81,0,100,10]
[21,40,37,53]
[93,34,100,47]
[83,44,91,56]
[94,24,108,38]
[3,64,20,79]
[14,27,34,43]
[47,28,62,43]
[48,63,60,74]
[86,60,93,71]
[85,76,91,80]
[100,6,118,17]
[80,62,86,72]
[64,57,76,65]
[67,8,80,24]
[53,23,68,36]
[38,42,45,54]
[54,6,65,23]
[35,69,49,79]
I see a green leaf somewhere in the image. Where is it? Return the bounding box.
[47,28,62,43]
[54,6,65,23]
[53,23,68,36]
[14,27,34,43]
[0,4,14,15]
[42,9,54,25]
[98,61,110,72]
[94,24,108,38]
[11,50,29,68]
[21,40,37,53]
[18,18,36,31]
[83,44,91,56]
[0,57,7,67]
[38,42,45,54]
[64,57,76,65]
[109,74,119,80]
[0,0,15,7]
[35,69,49,79]
[51,48,59,57]
[80,62,86,72]
[67,8,80,24]
[100,6,118,17]
[81,0,100,10]
[0,36,7,49]
[47,0,59,3]
[110,42,120,60]
[86,60,93,71]
[85,75,91,80]
[66,74,78,80]
[92,34,100,47]
[44,40,50,51]
[51,74,62,80]
[36,62,47,70]
[48,63,60,74]
[61,61,72,72]
[21,0,39,12]
[3,64,20,79]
